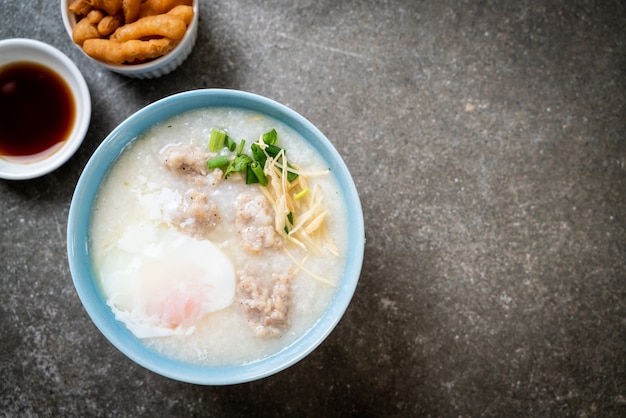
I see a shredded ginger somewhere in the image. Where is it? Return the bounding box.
[254,136,340,285]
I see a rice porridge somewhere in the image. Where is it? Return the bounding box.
[89,107,348,366]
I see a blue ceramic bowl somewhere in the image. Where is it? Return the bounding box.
[67,89,364,385]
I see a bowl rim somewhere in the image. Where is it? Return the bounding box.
[60,0,199,76]
[67,88,365,385]
[0,38,91,180]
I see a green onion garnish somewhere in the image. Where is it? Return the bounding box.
[264,144,282,158]
[262,129,278,145]
[206,127,299,186]
[225,135,237,152]
[236,139,246,156]
[251,143,267,168]
[209,128,226,152]
[224,154,252,178]
[245,165,259,184]
[294,188,309,200]
[207,155,229,169]
[250,161,268,186]
[284,212,294,234]
[286,162,299,182]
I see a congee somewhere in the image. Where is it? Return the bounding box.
[89,107,348,366]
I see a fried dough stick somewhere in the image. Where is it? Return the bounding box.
[122,0,141,23]
[167,5,194,25]
[82,38,177,65]
[139,0,192,18]
[83,0,122,15]
[110,14,187,42]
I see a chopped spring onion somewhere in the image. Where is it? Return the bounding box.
[294,188,309,200]
[208,128,227,152]
[251,143,267,168]
[284,211,294,234]
[262,128,278,145]
[236,139,246,156]
[264,144,283,158]
[250,161,268,186]
[286,162,299,182]
[207,155,229,169]
[225,135,237,152]
[224,154,252,178]
[246,165,259,184]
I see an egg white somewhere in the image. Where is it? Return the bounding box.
[99,224,235,339]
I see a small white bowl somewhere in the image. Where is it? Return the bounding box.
[0,38,91,180]
[61,0,198,79]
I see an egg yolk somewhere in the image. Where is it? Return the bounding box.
[141,261,208,328]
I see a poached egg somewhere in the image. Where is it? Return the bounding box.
[98,224,235,338]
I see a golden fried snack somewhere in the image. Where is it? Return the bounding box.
[70,0,194,65]
[69,0,92,16]
[82,38,177,65]
[166,5,194,25]
[83,0,122,15]
[72,15,101,45]
[110,14,187,43]
[86,9,104,24]
[97,14,123,37]
[138,0,192,18]
[122,0,141,24]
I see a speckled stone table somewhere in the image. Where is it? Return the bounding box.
[1,1,625,416]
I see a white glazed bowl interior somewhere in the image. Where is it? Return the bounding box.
[60,0,198,79]
[67,89,365,385]
[0,38,91,180]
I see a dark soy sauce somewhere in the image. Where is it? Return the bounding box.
[0,62,75,161]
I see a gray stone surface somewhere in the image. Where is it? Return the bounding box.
[1,0,625,416]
